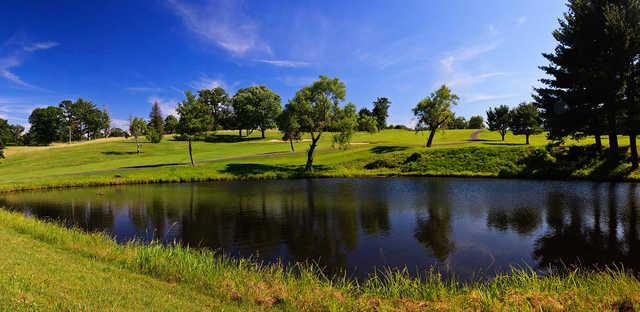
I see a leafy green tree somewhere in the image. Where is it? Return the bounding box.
[198,87,231,130]
[0,119,11,145]
[148,101,164,142]
[372,97,391,129]
[109,128,128,138]
[58,100,76,143]
[468,115,484,129]
[164,115,179,134]
[358,114,378,133]
[129,117,147,154]
[449,115,468,129]
[232,86,282,138]
[0,138,4,160]
[357,108,378,132]
[284,75,350,171]
[510,102,543,145]
[28,106,64,145]
[332,102,359,149]
[487,105,512,141]
[413,85,458,147]
[177,91,212,166]
[277,108,302,152]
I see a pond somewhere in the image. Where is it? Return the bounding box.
[1,177,638,280]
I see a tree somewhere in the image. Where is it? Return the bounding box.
[129,117,146,154]
[468,115,484,129]
[332,102,359,149]
[357,108,378,132]
[449,115,468,129]
[28,106,64,145]
[534,0,637,157]
[177,91,212,166]
[486,105,512,141]
[164,115,179,134]
[199,87,231,130]
[372,97,391,129]
[148,101,164,142]
[109,128,128,137]
[606,0,640,167]
[232,86,282,138]
[0,138,4,160]
[413,85,458,147]
[283,75,350,171]
[58,100,76,143]
[510,102,543,145]
[277,108,302,152]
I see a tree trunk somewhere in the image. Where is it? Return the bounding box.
[500,131,506,141]
[188,139,195,166]
[525,134,530,145]
[595,134,602,150]
[238,129,242,137]
[135,137,140,154]
[68,125,72,144]
[261,129,266,138]
[426,129,436,147]
[290,139,295,152]
[631,133,638,169]
[607,114,619,157]
[305,134,320,172]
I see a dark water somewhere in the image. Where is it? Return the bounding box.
[1,177,639,280]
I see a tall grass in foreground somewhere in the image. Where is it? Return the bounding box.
[0,209,638,311]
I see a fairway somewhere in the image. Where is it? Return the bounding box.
[0,129,540,189]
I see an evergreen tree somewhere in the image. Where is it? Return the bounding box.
[148,101,164,143]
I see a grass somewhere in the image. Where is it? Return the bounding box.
[0,208,637,311]
[2,129,640,310]
[0,129,636,192]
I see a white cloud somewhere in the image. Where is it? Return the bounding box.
[148,96,179,117]
[0,39,59,89]
[23,41,59,52]
[464,93,518,103]
[111,118,130,130]
[440,41,500,73]
[189,76,227,91]
[256,59,310,68]
[446,72,507,87]
[168,0,268,56]
[517,16,527,25]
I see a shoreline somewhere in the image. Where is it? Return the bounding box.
[0,208,637,310]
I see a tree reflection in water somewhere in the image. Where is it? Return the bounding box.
[1,178,639,279]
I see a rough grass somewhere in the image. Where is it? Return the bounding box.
[0,209,638,311]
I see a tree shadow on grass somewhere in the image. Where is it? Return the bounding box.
[120,162,185,169]
[102,151,140,155]
[370,146,408,154]
[220,163,330,177]
[205,134,263,143]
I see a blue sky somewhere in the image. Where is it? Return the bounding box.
[0,0,566,129]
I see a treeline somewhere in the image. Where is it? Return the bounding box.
[535,0,640,167]
[486,103,542,145]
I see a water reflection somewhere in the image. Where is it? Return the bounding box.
[1,178,639,279]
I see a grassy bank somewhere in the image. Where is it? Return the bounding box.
[0,129,637,192]
[0,208,637,311]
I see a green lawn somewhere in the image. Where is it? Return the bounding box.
[0,129,638,192]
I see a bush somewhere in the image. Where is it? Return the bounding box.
[146,128,162,143]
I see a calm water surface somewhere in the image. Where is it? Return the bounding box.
[1,177,639,280]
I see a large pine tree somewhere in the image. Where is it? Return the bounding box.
[534,0,622,154]
[149,101,164,141]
